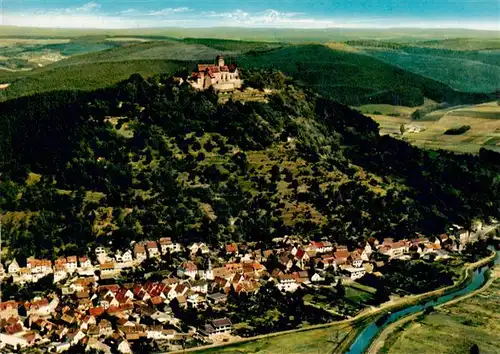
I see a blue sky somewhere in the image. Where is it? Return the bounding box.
[2,0,499,29]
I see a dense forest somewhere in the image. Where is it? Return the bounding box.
[0,69,499,261]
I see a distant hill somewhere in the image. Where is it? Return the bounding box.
[347,40,500,93]
[415,38,500,51]
[237,44,495,106]
[1,25,498,42]
[1,40,494,106]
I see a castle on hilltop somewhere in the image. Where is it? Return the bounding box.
[188,55,242,92]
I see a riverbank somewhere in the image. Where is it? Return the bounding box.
[369,262,500,353]
[365,250,498,354]
[170,251,497,354]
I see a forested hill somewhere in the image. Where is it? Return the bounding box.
[1,42,496,106]
[0,71,499,261]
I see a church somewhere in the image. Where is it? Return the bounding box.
[188,55,242,92]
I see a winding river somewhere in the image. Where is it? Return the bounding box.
[346,250,500,354]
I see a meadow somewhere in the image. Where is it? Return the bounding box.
[379,277,500,354]
[367,101,500,154]
[196,324,351,354]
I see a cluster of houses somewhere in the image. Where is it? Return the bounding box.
[0,230,468,352]
[0,238,183,285]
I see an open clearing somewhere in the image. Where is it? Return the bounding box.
[197,325,351,354]
[379,274,500,354]
[368,101,500,153]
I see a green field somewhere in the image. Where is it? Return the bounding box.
[379,277,500,354]
[196,325,351,354]
[368,101,500,154]
[345,286,374,303]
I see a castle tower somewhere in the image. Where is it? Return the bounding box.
[216,55,224,67]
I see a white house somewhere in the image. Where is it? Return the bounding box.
[211,318,233,334]
[53,265,68,283]
[146,241,160,258]
[8,259,20,274]
[79,256,92,269]
[0,334,29,350]
[146,325,166,340]
[66,256,78,273]
[117,338,132,354]
[188,242,210,255]
[349,253,363,268]
[343,267,366,280]
[311,273,325,282]
[159,237,175,254]
[121,250,133,263]
[133,244,147,262]
[276,274,299,292]
[28,298,57,317]
[99,263,116,276]
[95,246,107,257]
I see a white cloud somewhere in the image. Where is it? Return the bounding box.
[1,5,498,30]
[75,2,101,12]
[116,9,137,15]
[148,7,191,16]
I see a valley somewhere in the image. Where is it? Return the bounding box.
[363,101,500,153]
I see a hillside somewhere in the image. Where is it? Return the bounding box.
[1,41,495,106]
[1,71,499,262]
[346,40,500,93]
[0,60,186,101]
[237,44,495,106]
[415,38,500,51]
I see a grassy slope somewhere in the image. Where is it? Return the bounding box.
[380,277,500,354]
[197,325,351,354]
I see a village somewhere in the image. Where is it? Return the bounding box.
[0,223,483,353]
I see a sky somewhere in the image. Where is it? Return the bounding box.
[1,0,499,30]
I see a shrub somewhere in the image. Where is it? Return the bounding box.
[444,125,471,135]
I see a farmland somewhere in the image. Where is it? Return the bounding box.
[366,101,500,153]
[378,274,500,354]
